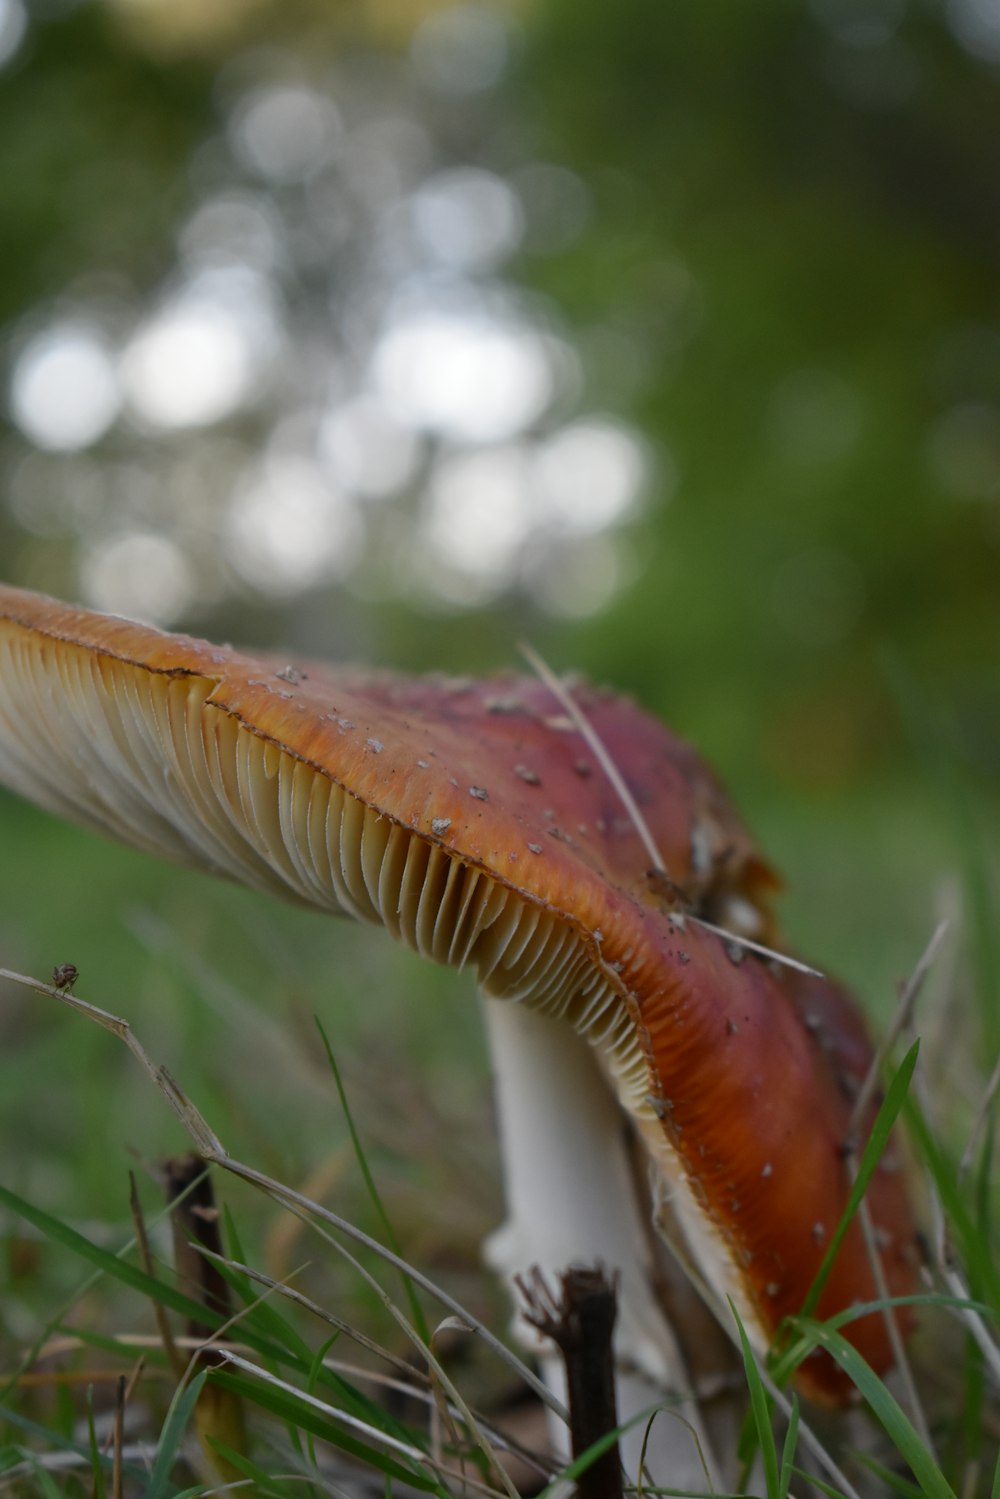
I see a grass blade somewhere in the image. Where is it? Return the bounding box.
[789,1320,956,1499]
[0,1182,224,1329]
[85,1393,105,1499]
[905,1103,1000,1309]
[315,1018,431,1345]
[0,1181,369,1400]
[14,1457,65,1499]
[799,1040,919,1324]
[204,1439,302,1495]
[145,1370,208,1499]
[732,1301,780,1498]
[854,1450,927,1499]
[0,1404,126,1480]
[777,1395,799,1499]
[209,1366,441,1492]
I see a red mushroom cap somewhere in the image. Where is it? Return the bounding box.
[0,585,919,1399]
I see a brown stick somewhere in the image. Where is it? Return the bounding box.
[163,1155,233,1346]
[162,1155,248,1481]
[111,1373,125,1499]
[516,1265,623,1499]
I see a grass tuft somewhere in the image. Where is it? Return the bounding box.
[2,945,999,1497]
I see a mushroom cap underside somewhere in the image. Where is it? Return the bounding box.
[0,585,919,1400]
[0,587,773,912]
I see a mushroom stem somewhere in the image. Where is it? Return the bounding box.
[480,997,719,1489]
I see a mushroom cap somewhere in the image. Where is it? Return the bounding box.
[0,585,918,1400]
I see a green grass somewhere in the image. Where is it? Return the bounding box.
[1,769,998,1497]
[1,939,998,1498]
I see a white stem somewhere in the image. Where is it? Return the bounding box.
[481,996,719,1490]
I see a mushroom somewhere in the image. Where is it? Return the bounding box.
[0,585,918,1474]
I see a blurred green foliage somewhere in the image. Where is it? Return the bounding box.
[516,0,1000,761]
[0,6,210,325]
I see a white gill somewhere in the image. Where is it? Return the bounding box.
[0,635,652,1114]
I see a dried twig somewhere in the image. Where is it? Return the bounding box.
[162,1157,249,1483]
[111,1373,125,1499]
[517,1265,623,1499]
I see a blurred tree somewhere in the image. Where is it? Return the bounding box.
[516,0,1000,786]
[0,6,210,324]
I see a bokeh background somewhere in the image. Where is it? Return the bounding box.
[1,0,998,1348]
